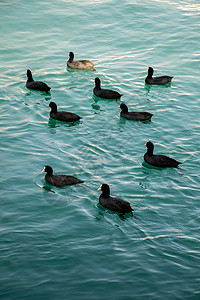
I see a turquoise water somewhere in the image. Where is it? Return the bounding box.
[0,0,200,299]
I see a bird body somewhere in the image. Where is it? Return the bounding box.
[48,102,81,122]
[144,141,181,168]
[98,184,133,214]
[42,166,84,187]
[145,67,173,85]
[67,52,94,70]
[120,103,153,121]
[26,70,51,92]
[93,77,122,100]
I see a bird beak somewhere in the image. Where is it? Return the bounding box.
[97,186,101,191]
[46,105,49,107]
[41,167,45,173]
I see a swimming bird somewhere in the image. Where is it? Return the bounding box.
[48,102,81,122]
[67,52,94,70]
[98,184,133,215]
[145,67,173,85]
[26,70,51,92]
[42,165,84,187]
[120,103,153,121]
[144,141,181,168]
[93,77,122,100]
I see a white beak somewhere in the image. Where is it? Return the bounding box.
[97,185,102,191]
[41,167,45,173]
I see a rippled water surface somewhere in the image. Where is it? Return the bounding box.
[0,0,200,299]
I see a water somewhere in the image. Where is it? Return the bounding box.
[0,0,200,299]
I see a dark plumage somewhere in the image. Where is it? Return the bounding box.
[120,103,153,121]
[42,165,84,187]
[26,70,51,92]
[48,102,81,122]
[98,184,133,214]
[93,77,122,100]
[144,141,182,168]
[67,52,94,70]
[145,67,173,85]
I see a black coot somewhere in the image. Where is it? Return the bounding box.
[120,103,153,121]
[144,141,181,168]
[48,102,81,122]
[42,165,84,187]
[26,70,51,92]
[145,67,173,85]
[98,184,133,214]
[93,77,122,100]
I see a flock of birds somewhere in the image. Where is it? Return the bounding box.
[26,51,181,220]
